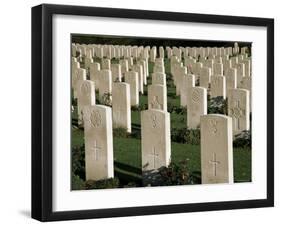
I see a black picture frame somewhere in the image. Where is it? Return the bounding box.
[31,3,274,222]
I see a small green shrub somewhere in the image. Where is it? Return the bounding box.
[100,93,112,106]
[123,182,137,188]
[71,173,85,190]
[233,130,251,148]
[85,178,120,189]
[158,160,190,185]
[72,145,85,180]
[167,92,177,99]
[208,96,227,114]
[113,127,130,138]
[168,104,187,115]
[171,128,186,143]
[171,128,200,144]
[186,129,201,145]
[131,103,147,111]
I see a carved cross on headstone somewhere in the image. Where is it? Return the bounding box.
[91,140,102,161]
[209,153,220,176]
[149,147,159,169]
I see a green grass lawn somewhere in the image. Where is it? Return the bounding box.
[72,126,251,183]
[72,58,251,187]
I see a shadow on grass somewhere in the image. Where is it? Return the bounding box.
[114,161,141,175]
[114,161,142,186]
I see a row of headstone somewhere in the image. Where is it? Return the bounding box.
[171,56,251,100]
[74,61,250,134]
[73,42,250,185]
[168,45,250,62]
[76,77,249,138]
[82,104,234,184]
[73,43,250,90]
[74,60,250,134]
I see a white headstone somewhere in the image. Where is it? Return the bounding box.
[187,87,207,129]
[83,105,114,181]
[98,69,112,102]
[133,64,144,94]
[240,76,251,92]
[159,46,165,58]
[200,114,233,184]
[213,63,223,76]
[111,64,122,82]
[228,88,250,134]
[236,63,245,86]
[148,84,167,111]
[175,66,187,96]
[199,67,211,89]
[101,59,111,70]
[125,71,139,106]
[210,75,226,99]
[230,56,238,68]
[152,72,166,86]
[225,68,237,97]
[120,59,129,76]
[139,60,147,85]
[150,47,156,62]
[243,59,251,77]
[72,68,86,98]
[90,62,100,90]
[180,74,195,107]
[77,80,96,126]
[141,109,171,171]
[84,57,93,70]
[112,82,131,132]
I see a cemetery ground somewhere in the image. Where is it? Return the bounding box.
[71,58,251,190]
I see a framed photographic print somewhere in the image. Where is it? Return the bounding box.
[31,4,274,221]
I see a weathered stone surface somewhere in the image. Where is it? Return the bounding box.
[187,87,207,129]
[176,66,187,96]
[148,84,167,111]
[213,63,223,76]
[120,59,129,76]
[72,68,86,98]
[228,88,250,134]
[225,68,237,97]
[77,80,96,126]
[141,109,171,171]
[83,105,114,181]
[112,82,131,132]
[180,74,195,107]
[152,72,166,86]
[236,63,245,86]
[101,59,111,70]
[133,64,144,94]
[98,69,112,103]
[199,67,211,89]
[200,114,233,184]
[125,71,139,106]
[111,64,122,82]
[90,62,100,90]
[210,75,226,99]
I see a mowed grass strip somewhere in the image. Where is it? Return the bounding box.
[72,127,251,182]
